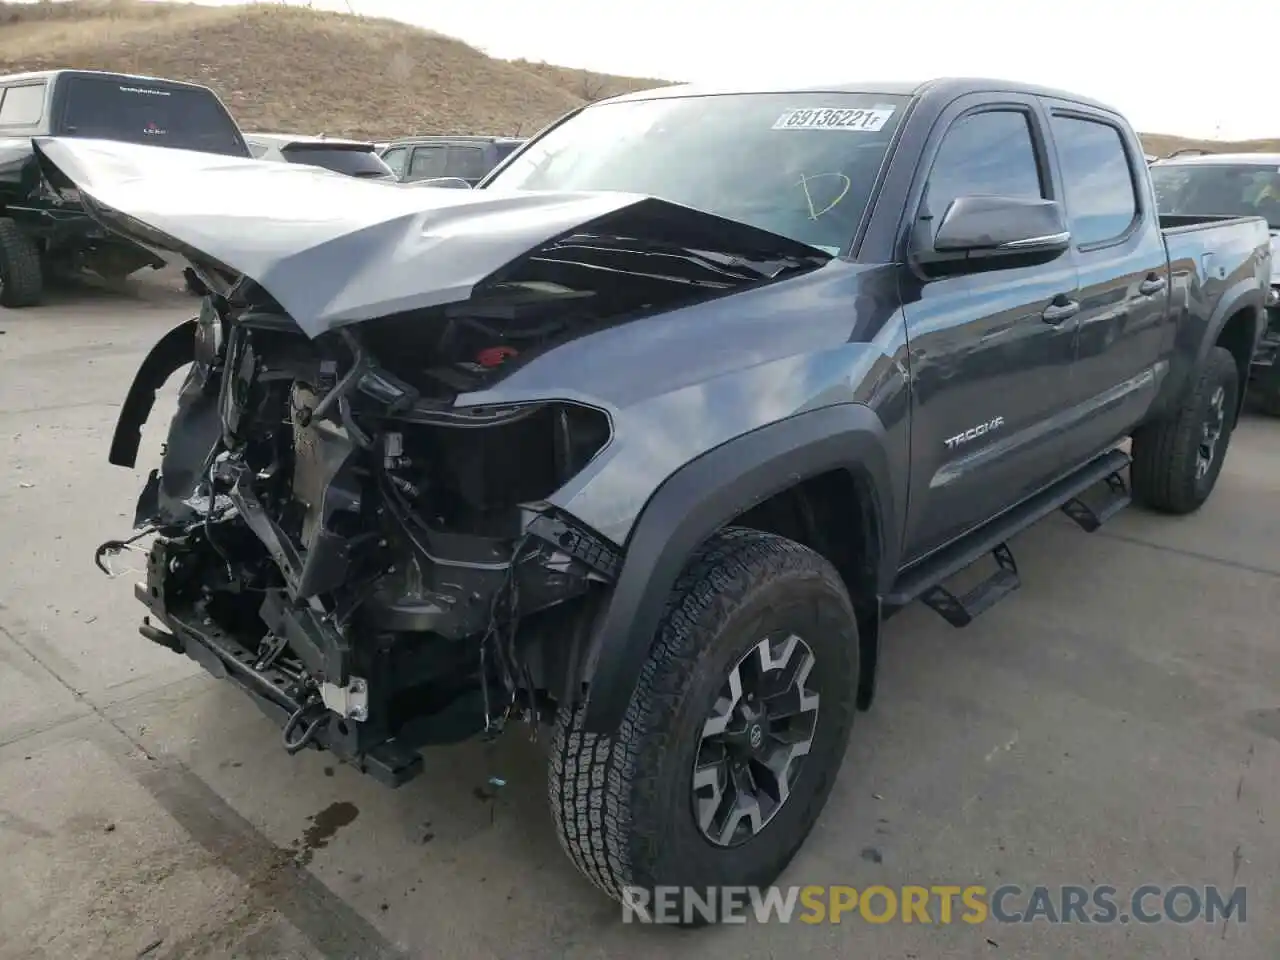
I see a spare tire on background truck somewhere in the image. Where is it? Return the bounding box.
[0,217,44,308]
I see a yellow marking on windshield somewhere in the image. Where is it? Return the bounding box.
[797,173,851,220]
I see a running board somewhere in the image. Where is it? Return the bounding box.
[918,542,1020,628]
[886,448,1131,627]
[1059,470,1130,532]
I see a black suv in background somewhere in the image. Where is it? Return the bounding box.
[0,69,250,306]
[378,135,524,186]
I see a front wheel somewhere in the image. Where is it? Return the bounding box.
[548,528,859,922]
[0,218,43,308]
[1131,345,1240,514]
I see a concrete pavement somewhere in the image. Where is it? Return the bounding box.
[1,281,1277,959]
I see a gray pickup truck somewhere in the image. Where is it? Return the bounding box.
[38,76,1269,921]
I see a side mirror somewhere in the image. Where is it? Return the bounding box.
[413,177,472,190]
[915,195,1070,267]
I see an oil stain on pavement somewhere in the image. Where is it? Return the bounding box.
[293,801,360,867]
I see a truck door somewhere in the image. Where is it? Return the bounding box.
[1043,103,1171,457]
[899,95,1081,563]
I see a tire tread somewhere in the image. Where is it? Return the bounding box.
[1131,345,1238,514]
[548,527,854,902]
[0,217,43,308]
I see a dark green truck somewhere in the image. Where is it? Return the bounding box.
[0,68,249,307]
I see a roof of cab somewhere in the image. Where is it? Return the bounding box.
[0,68,217,92]
[598,76,1122,115]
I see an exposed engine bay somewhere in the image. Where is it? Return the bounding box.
[100,227,826,785]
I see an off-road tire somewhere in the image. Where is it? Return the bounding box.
[548,527,859,921]
[0,217,43,308]
[1131,345,1239,514]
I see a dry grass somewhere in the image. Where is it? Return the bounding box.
[0,0,668,138]
[1138,133,1280,158]
[0,1,1275,153]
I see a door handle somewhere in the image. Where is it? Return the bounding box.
[1138,274,1166,296]
[1042,298,1080,325]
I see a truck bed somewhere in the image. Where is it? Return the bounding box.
[1159,212,1270,269]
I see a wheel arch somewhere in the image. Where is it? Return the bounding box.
[1201,286,1264,428]
[1211,302,1263,427]
[575,402,901,735]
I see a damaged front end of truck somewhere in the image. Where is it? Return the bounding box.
[112,295,624,785]
[39,137,832,785]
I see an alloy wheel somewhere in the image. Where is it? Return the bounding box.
[691,633,820,847]
[1195,385,1227,480]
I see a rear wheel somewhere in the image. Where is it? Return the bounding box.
[548,528,859,923]
[0,218,43,308]
[1131,345,1239,514]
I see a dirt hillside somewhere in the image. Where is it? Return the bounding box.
[1,0,1275,155]
[0,0,671,138]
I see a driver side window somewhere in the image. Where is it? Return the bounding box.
[924,110,1045,230]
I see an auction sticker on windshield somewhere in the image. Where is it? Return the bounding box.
[773,106,895,132]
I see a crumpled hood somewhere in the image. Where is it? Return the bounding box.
[32,136,827,338]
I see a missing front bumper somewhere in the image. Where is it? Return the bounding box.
[135,536,428,786]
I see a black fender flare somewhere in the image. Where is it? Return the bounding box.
[1200,283,1265,426]
[109,317,196,468]
[577,402,900,734]
[1199,282,1264,369]
[1157,282,1265,423]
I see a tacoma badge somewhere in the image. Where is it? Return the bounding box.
[944,416,1005,450]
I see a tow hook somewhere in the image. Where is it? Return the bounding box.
[282,701,329,754]
[139,617,183,654]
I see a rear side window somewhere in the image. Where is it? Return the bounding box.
[408,145,447,179]
[1050,115,1139,246]
[58,76,246,156]
[445,145,487,180]
[924,110,1044,226]
[0,83,47,126]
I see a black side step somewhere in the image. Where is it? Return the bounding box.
[886,448,1132,627]
[918,542,1020,628]
[1060,470,1130,532]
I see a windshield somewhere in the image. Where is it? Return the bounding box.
[1151,163,1280,229]
[58,75,246,157]
[483,92,911,254]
